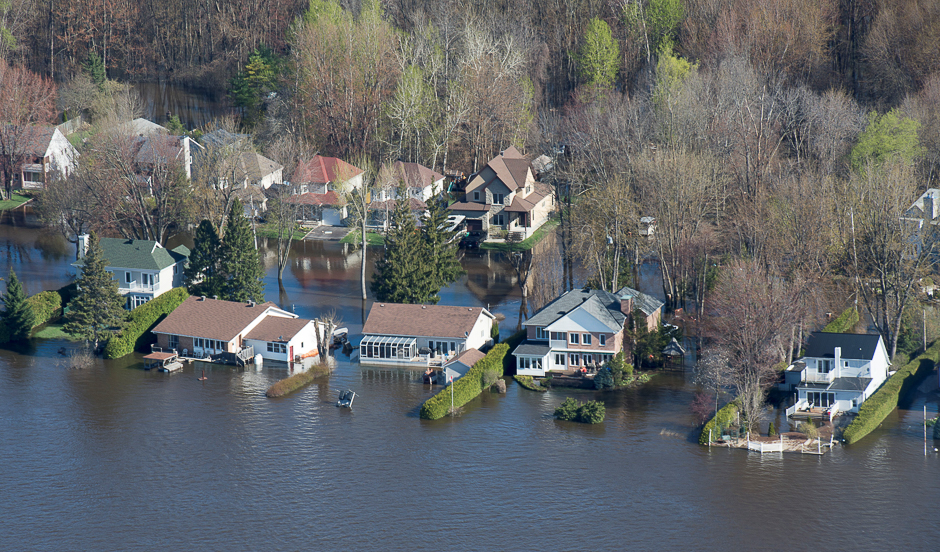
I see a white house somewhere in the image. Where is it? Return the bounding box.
[73,235,190,310]
[14,126,78,190]
[513,286,664,378]
[359,303,495,366]
[375,161,445,202]
[785,332,891,415]
[152,296,319,363]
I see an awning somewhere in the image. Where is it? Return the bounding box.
[359,335,417,348]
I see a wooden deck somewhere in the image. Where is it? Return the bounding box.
[789,407,836,421]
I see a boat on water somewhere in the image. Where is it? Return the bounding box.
[336,390,356,408]
[144,351,184,373]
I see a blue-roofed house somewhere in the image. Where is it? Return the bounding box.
[73,235,190,310]
[512,286,665,377]
[784,332,891,416]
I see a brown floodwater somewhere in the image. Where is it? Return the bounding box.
[1,219,939,551]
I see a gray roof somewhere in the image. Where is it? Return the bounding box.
[614,285,664,317]
[804,332,882,360]
[525,288,627,331]
[512,342,552,357]
[799,377,872,393]
[74,238,190,271]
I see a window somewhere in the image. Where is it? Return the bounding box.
[493,193,504,205]
[168,335,179,349]
[599,334,606,346]
[267,342,287,354]
[569,353,580,366]
[473,191,480,201]
[583,334,592,345]
[125,272,132,283]
[492,213,505,226]
[555,353,565,366]
[550,331,565,341]
[535,327,547,340]
[569,333,579,345]
[174,263,179,275]
[450,342,456,353]
[818,359,832,373]
[23,170,42,183]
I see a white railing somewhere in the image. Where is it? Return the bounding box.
[748,439,785,453]
[803,371,835,384]
[786,399,808,418]
[122,281,156,292]
[828,404,839,422]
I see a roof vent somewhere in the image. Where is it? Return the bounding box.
[213,295,218,300]
[200,296,206,301]
[422,306,427,309]
[380,304,385,307]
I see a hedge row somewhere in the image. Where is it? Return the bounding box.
[513,375,547,392]
[420,343,510,420]
[699,400,740,445]
[842,341,940,444]
[266,362,332,398]
[823,307,859,333]
[103,288,189,359]
[0,290,64,343]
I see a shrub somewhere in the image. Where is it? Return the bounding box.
[0,290,63,343]
[554,398,605,423]
[823,307,859,334]
[768,421,777,437]
[699,400,739,444]
[420,343,510,419]
[490,320,500,343]
[103,288,189,359]
[513,375,548,392]
[798,421,818,439]
[594,367,614,389]
[843,340,940,444]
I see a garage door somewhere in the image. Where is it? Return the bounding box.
[322,208,343,226]
[467,219,483,232]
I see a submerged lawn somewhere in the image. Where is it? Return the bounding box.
[0,193,30,211]
[32,323,82,341]
[480,219,559,251]
[341,230,385,245]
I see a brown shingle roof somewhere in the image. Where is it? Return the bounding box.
[379,161,444,190]
[17,126,56,157]
[447,201,490,212]
[446,348,486,368]
[292,155,363,184]
[152,296,282,341]
[245,317,313,342]
[362,303,490,338]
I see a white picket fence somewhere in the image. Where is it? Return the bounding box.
[747,439,785,453]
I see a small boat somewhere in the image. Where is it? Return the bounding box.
[336,390,356,408]
[330,328,349,350]
[144,351,183,373]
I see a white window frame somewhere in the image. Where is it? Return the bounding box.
[583,333,592,345]
[569,333,579,345]
[555,353,565,366]
[535,327,547,340]
[473,191,480,201]
[599,334,606,346]
[125,271,132,283]
[493,193,504,205]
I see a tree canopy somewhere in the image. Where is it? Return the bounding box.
[577,17,620,91]
[65,232,127,349]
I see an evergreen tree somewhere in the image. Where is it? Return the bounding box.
[3,268,33,342]
[372,190,434,303]
[65,232,126,349]
[185,219,223,297]
[218,199,265,302]
[420,185,464,303]
[83,51,106,87]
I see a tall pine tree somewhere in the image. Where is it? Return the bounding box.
[218,198,265,302]
[421,185,463,303]
[185,219,223,297]
[372,189,434,303]
[3,268,33,342]
[65,232,126,349]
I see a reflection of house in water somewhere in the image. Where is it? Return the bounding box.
[461,250,520,306]
[282,240,364,290]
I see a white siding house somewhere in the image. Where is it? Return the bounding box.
[786,332,891,415]
[73,235,190,310]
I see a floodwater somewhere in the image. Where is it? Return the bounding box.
[1,219,940,551]
[133,82,234,131]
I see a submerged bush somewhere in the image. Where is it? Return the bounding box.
[554,398,606,423]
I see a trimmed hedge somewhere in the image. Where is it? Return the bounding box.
[266,362,332,398]
[0,290,63,343]
[103,288,189,359]
[420,343,510,420]
[699,400,740,445]
[514,375,548,392]
[842,341,940,444]
[823,307,859,333]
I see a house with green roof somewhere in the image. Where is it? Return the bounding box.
[73,235,190,309]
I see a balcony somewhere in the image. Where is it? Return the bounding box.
[803,370,835,384]
[120,281,156,292]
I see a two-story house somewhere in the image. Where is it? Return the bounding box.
[448,146,554,240]
[513,286,664,377]
[784,332,891,415]
[73,235,190,310]
[290,155,364,226]
[13,125,78,190]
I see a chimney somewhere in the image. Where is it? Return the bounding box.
[925,194,935,220]
[834,346,842,378]
[78,234,90,259]
[620,294,634,317]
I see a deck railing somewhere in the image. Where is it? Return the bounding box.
[786,399,808,418]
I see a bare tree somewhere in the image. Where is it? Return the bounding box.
[0,61,56,200]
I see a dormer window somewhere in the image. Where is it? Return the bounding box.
[493,193,504,205]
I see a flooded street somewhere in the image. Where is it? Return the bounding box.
[1,219,939,551]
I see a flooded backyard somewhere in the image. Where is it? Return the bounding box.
[1,216,939,551]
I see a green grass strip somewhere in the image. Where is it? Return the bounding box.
[480,219,559,251]
[822,307,859,333]
[0,193,30,211]
[514,375,548,392]
[340,230,385,245]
